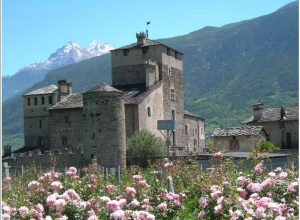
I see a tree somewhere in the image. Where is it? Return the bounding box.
[126,129,167,167]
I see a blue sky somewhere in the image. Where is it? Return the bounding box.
[2,0,296,76]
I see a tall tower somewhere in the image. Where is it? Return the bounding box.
[82,83,126,167]
[110,33,184,147]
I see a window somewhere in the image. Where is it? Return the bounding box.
[49,96,53,104]
[38,136,44,147]
[167,48,171,56]
[194,139,197,146]
[65,116,70,123]
[147,107,151,117]
[143,46,148,54]
[170,89,175,101]
[34,97,38,105]
[62,137,68,146]
[175,52,182,60]
[287,133,292,148]
[27,98,31,106]
[39,119,42,128]
[172,110,176,120]
[41,97,45,105]
[185,125,188,135]
[123,49,129,56]
[92,133,95,140]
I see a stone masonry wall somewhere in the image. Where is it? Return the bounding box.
[83,92,126,167]
[49,109,83,150]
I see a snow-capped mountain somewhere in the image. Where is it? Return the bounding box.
[3,40,114,101]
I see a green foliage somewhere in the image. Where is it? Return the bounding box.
[259,140,280,152]
[126,130,167,167]
[2,133,24,151]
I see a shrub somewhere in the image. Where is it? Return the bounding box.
[126,130,167,167]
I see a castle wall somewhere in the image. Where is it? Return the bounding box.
[137,84,165,138]
[125,104,139,139]
[49,109,83,150]
[83,92,126,167]
[183,115,205,153]
[23,93,57,149]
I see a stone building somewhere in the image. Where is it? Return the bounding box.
[212,126,268,152]
[15,32,205,168]
[244,103,298,149]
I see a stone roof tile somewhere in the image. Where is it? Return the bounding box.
[212,126,264,137]
[23,85,57,96]
[49,93,83,110]
[86,82,122,93]
[184,110,204,120]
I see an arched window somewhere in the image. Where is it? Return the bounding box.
[147,107,151,117]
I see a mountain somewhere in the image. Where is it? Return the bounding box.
[2,2,298,149]
[2,40,114,101]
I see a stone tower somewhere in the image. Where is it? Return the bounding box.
[82,83,126,167]
[110,32,184,147]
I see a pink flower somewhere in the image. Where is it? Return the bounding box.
[35,203,44,213]
[125,187,136,197]
[211,190,222,198]
[28,181,40,190]
[46,193,59,207]
[217,196,224,205]
[100,196,111,203]
[107,200,120,211]
[236,176,249,186]
[261,178,275,189]
[255,207,266,219]
[214,151,223,158]
[256,197,272,208]
[2,205,11,214]
[130,199,140,207]
[63,189,80,201]
[247,183,262,193]
[275,167,283,172]
[133,175,143,182]
[268,172,276,178]
[118,199,126,208]
[275,216,286,220]
[278,172,288,180]
[198,210,205,219]
[133,211,155,220]
[288,181,298,192]
[2,213,10,220]
[110,209,125,220]
[214,204,222,214]
[50,181,63,190]
[18,206,29,218]
[66,167,77,176]
[55,199,66,212]
[237,188,247,198]
[88,215,99,220]
[255,163,264,174]
[229,209,242,220]
[157,202,168,212]
[106,184,116,192]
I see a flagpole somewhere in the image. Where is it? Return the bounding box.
[146,21,150,38]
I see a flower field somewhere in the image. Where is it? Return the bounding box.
[2,153,299,220]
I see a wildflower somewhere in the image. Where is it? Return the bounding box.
[256,197,272,208]
[275,216,286,220]
[133,210,155,220]
[50,181,63,190]
[157,202,168,211]
[106,184,116,192]
[66,167,77,177]
[278,172,288,180]
[133,175,143,182]
[35,203,44,213]
[214,151,223,158]
[2,205,11,214]
[130,199,140,208]
[255,163,264,174]
[55,199,66,212]
[229,209,242,220]
[125,187,136,197]
[107,200,120,211]
[110,209,125,220]
[268,172,276,178]
[237,188,247,198]
[163,162,173,168]
[18,206,29,218]
[198,210,205,219]
[255,207,266,219]
[57,215,68,220]
[214,204,222,214]
[247,182,262,193]
[28,181,40,190]
[63,189,80,201]
[118,199,127,208]
[100,196,111,203]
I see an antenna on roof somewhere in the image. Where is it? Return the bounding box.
[146,21,150,38]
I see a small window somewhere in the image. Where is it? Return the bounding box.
[170,89,175,101]
[167,48,171,56]
[123,49,129,56]
[175,52,182,60]
[172,110,176,120]
[34,97,38,105]
[39,119,42,128]
[143,46,148,54]
[92,133,95,140]
[49,96,53,104]
[27,98,31,106]
[147,107,151,117]
[65,116,70,123]
[62,137,68,146]
[194,139,197,146]
[185,125,188,135]
[201,128,203,135]
[41,97,45,105]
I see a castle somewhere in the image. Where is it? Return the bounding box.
[6,33,205,168]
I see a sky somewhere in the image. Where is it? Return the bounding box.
[2,0,296,76]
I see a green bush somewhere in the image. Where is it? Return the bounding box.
[126,129,167,167]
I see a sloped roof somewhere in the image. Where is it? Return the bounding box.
[212,126,264,137]
[49,93,83,110]
[244,107,298,123]
[111,38,183,55]
[184,110,204,120]
[23,85,57,96]
[86,82,122,93]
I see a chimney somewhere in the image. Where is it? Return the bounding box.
[252,102,263,121]
[57,80,72,102]
[280,106,286,119]
[136,32,146,45]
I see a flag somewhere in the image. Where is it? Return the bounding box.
[147,21,150,25]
